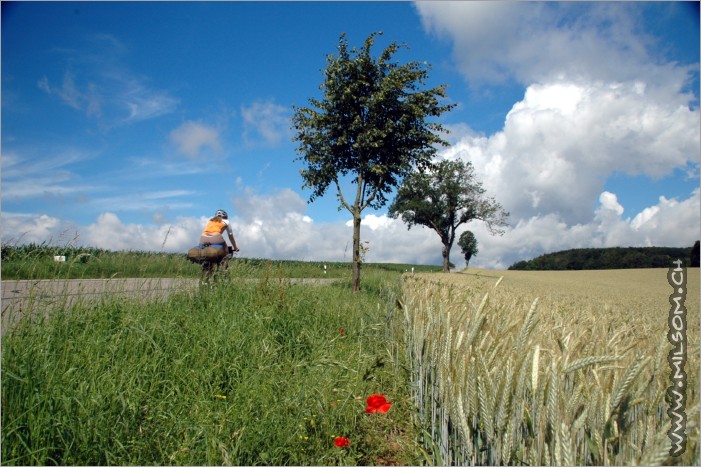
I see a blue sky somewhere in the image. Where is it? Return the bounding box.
[2,2,700,269]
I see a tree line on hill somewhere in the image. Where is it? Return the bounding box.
[509,241,700,270]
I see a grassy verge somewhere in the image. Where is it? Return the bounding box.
[1,244,441,280]
[2,264,423,465]
[1,245,200,280]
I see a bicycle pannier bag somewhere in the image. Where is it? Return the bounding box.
[187,245,226,264]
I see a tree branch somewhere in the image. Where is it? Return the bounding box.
[360,188,378,211]
[335,178,353,213]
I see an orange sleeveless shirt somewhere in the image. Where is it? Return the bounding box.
[202,219,226,236]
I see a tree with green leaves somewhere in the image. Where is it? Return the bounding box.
[691,240,700,267]
[291,32,455,291]
[458,230,478,268]
[389,159,508,272]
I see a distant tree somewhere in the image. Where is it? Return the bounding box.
[458,230,478,268]
[291,32,454,292]
[692,240,700,267]
[508,246,694,270]
[389,159,509,272]
[508,260,530,270]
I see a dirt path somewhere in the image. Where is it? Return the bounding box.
[1,277,340,334]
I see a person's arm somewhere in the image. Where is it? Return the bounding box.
[229,232,239,251]
[225,223,239,251]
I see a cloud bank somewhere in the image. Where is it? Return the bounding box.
[441,79,699,226]
[3,183,698,270]
[414,2,698,92]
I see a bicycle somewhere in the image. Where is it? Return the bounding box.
[199,246,237,287]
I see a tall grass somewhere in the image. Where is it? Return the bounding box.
[1,243,441,280]
[2,262,422,465]
[402,271,700,465]
[1,244,200,280]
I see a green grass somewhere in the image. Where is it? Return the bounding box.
[2,260,424,465]
[1,244,200,280]
[1,244,442,280]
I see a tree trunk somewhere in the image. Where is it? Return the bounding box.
[352,213,362,292]
[442,226,457,273]
[442,242,450,273]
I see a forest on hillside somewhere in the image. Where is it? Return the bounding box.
[508,243,700,270]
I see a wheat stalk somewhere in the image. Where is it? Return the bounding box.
[560,422,572,466]
[610,355,648,414]
[494,275,504,289]
[501,419,513,464]
[547,360,560,430]
[516,297,539,353]
[496,357,513,432]
[565,383,583,422]
[477,374,493,438]
[532,344,540,393]
[564,355,623,373]
[400,270,699,466]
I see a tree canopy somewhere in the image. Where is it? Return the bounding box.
[458,230,478,268]
[389,159,508,272]
[692,240,700,267]
[291,32,454,290]
[508,246,697,270]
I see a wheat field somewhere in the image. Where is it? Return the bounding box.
[402,267,699,465]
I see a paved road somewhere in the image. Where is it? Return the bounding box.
[2,278,199,333]
[1,277,340,333]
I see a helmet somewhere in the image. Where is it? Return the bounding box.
[215,209,228,219]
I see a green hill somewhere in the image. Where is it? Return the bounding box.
[508,245,698,270]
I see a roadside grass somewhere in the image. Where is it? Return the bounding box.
[1,244,441,280]
[1,245,200,280]
[2,263,424,465]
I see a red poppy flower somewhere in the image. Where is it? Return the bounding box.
[340,329,345,335]
[365,394,392,413]
[334,436,350,448]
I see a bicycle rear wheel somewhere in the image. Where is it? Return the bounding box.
[200,262,215,286]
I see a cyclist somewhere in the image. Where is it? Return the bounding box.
[198,209,240,283]
[200,209,239,252]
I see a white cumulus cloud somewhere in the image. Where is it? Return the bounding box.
[442,79,700,225]
[415,2,697,93]
[598,192,624,216]
[240,100,291,146]
[169,121,223,159]
[83,212,203,252]
[1,213,80,246]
